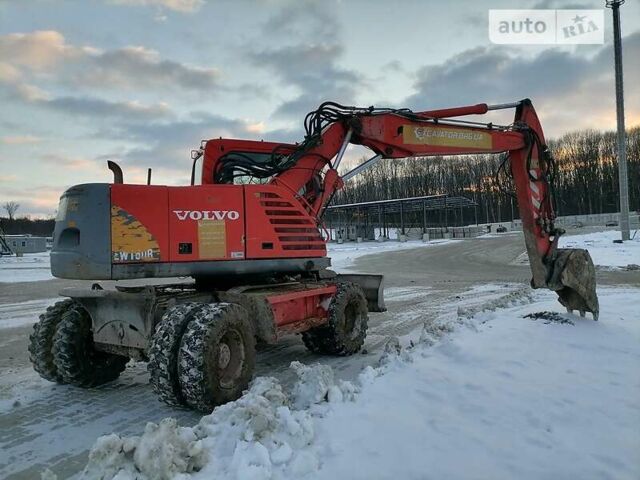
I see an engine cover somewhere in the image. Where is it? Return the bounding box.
[51,183,329,280]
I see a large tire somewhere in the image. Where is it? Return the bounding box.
[28,299,74,383]
[52,304,128,387]
[302,282,368,355]
[148,303,207,407]
[178,303,256,412]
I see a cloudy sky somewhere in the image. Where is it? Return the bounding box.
[1,0,638,217]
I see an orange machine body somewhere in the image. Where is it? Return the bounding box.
[110,183,326,267]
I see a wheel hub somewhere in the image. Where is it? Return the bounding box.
[218,343,231,369]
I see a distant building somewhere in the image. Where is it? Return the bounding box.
[5,235,48,254]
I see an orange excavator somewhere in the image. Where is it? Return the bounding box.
[30,99,598,411]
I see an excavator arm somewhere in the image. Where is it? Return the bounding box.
[204,99,599,318]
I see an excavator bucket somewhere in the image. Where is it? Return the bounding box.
[548,249,599,320]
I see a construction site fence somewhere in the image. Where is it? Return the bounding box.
[425,227,485,239]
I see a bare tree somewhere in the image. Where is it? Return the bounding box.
[3,201,19,221]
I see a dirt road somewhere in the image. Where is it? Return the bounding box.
[1,233,637,478]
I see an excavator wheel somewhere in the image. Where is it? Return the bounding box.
[148,303,207,407]
[28,299,75,383]
[302,282,368,356]
[52,303,128,387]
[178,303,256,412]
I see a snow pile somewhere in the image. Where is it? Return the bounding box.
[83,418,206,480]
[290,361,357,408]
[311,287,640,480]
[377,336,413,366]
[0,252,53,283]
[456,285,534,319]
[558,229,640,268]
[81,364,359,480]
[418,320,455,346]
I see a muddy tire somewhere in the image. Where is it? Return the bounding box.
[28,299,75,383]
[302,282,368,355]
[52,304,128,387]
[178,303,256,412]
[148,303,207,407]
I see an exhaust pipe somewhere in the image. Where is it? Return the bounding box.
[107,161,123,184]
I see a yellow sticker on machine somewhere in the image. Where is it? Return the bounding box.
[403,125,493,149]
[111,205,161,263]
[198,220,226,259]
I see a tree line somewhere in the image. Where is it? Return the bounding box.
[332,127,640,225]
[0,217,55,237]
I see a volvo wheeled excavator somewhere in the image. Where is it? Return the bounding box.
[29,99,599,412]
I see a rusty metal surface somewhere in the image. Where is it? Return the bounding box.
[276,315,326,336]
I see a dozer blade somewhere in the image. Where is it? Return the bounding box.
[548,248,599,320]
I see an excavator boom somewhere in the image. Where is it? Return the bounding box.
[212,99,597,318]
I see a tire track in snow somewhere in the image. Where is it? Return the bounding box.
[0,298,58,330]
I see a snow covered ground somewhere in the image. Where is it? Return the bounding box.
[0,297,57,329]
[2,233,637,479]
[77,285,640,480]
[478,230,522,239]
[312,287,639,480]
[0,252,53,283]
[327,238,459,272]
[512,229,640,270]
[558,229,640,269]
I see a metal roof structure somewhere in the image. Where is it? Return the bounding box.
[327,194,476,214]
